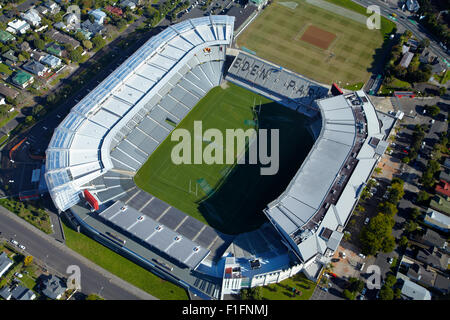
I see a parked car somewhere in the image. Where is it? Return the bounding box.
[364,217,370,225]
[358,253,366,259]
[14,272,23,278]
[388,257,394,264]
[10,239,18,246]
[18,244,26,250]
[361,287,367,295]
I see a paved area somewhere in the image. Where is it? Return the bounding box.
[0,207,157,300]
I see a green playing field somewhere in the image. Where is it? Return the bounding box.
[237,0,396,85]
[134,83,314,234]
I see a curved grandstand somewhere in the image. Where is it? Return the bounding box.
[45,15,234,212]
[44,16,394,299]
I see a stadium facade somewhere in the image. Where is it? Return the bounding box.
[45,16,396,299]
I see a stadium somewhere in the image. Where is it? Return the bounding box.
[45,16,395,299]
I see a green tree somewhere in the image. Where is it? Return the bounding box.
[405,220,418,233]
[426,105,440,117]
[385,274,397,288]
[91,34,106,50]
[31,104,44,116]
[343,289,355,300]
[379,285,394,300]
[398,235,409,248]
[82,40,92,50]
[410,207,421,221]
[34,38,45,50]
[382,235,396,253]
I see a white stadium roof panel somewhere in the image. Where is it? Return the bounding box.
[69,149,99,167]
[125,74,156,95]
[169,36,194,51]
[181,29,204,46]
[89,109,120,128]
[77,120,108,139]
[150,53,177,71]
[136,63,166,81]
[100,96,133,117]
[70,162,101,179]
[113,84,144,104]
[161,45,186,60]
[71,133,101,150]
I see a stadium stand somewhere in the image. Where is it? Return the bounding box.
[45,16,234,212]
[226,52,329,117]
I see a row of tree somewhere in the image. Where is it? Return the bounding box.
[359,178,405,256]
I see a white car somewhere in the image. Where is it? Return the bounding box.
[14,272,23,278]
[358,253,366,259]
[10,239,18,246]
[18,244,26,250]
[388,257,394,264]
[364,217,370,225]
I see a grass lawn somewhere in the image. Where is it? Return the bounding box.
[0,111,19,129]
[430,195,450,215]
[62,222,189,300]
[260,273,316,300]
[436,70,450,85]
[237,0,395,85]
[343,82,364,90]
[134,83,314,234]
[0,63,13,75]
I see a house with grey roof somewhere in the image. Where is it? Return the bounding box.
[44,0,60,14]
[20,8,42,27]
[416,247,449,271]
[88,9,107,25]
[434,274,450,294]
[401,278,432,300]
[11,285,36,300]
[2,50,18,67]
[81,20,104,36]
[400,52,414,68]
[41,275,67,300]
[0,252,13,278]
[23,60,48,76]
[419,228,448,252]
[41,54,62,68]
[0,286,12,300]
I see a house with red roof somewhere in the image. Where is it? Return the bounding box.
[105,5,123,16]
[435,180,450,198]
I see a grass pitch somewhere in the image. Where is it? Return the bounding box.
[134,83,314,234]
[237,0,395,85]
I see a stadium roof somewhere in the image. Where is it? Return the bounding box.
[98,201,210,269]
[264,91,385,262]
[45,16,235,211]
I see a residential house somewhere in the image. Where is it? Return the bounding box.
[0,94,5,105]
[20,41,31,52]
[2,50,18,67]
[419,228,448,253]
[64,13,80,30]
[44,1,60,14]
[23,60,48,76]
[31,50,47,62]
[105,5,123,16]
[416,247,449,272]
[120,0,136,10]
[406,0,420,13]
[45,29,80,49]
[88,9,107,25]
[6,19,31,35]
[41,275,67,300]
[36,5,49,16]
[0,252,13,278]
[0,286,12,300]
[401,278,432,300]
[11,70,34,89]
[400,52,414,69]
[46,43,63,57]
[406,263,436,288]
[424,208,450,232]
[435,180,450,198]
[444,158,450,170]
[11,286,36,300]
[54,21,67,31]
[433,274,450,294]
[0,30,16,44]
[20,8,42,27]
[0,84,19,99]
[81,20,104,37]
[440,169,450,183]
[420,48,437,64]
[41,54,62,68]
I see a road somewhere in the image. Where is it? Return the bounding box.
[0,207,157,300]
[352,0,449,64]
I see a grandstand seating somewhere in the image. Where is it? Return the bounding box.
[45,16,234,212]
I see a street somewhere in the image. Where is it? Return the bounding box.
[0,206,157,300]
